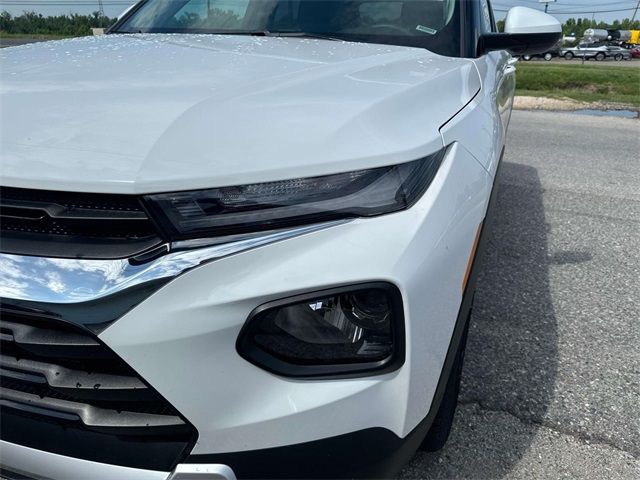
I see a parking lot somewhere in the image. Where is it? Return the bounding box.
[532,57,640,68]
[400,110,640,478]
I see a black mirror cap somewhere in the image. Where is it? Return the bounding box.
[477,32,562,56]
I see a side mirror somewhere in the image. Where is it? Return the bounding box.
[478,7,562,56]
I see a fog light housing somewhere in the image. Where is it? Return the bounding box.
[237,283,404,378]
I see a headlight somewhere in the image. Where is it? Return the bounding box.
[237,283,404,378]
[144,148,446,240]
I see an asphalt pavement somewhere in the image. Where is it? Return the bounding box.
[399,110,640,478]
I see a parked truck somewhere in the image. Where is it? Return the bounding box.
[581,28,640,49]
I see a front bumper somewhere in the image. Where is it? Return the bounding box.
[1,441,235,480]
[0,144,491,479]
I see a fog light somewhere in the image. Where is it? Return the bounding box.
[237,283,404,378]
[341,291,391,331]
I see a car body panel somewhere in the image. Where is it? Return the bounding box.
[0,34,480,194]
[0,441,170,480]
[605,46,632,59]
[561,44,605,57]
[0,440,237,480]
[440,51,513,178]
[99,143,492,453]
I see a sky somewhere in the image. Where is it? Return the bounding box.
[0,0,638,24]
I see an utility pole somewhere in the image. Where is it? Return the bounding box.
[539,0,557,15]
[631,0,640,23]
[98,0,105,17]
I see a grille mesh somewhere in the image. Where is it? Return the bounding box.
[0,187,163,258]
[0,186,156,238]
[0,306,196,470]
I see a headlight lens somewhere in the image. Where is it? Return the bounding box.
[237,284,404,378]
[144,149,446,240]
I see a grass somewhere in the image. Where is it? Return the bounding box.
[516,63,640,107]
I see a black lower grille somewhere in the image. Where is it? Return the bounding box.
[0,187,163,259]
[0,306,197,471]
[0,469,35,480]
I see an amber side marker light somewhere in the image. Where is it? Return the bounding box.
[462,221,483,292]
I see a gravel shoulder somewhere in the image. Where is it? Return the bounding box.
[514,95,639,113]
[537,58,640,68]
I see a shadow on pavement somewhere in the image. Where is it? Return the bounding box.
[400,162,558,478]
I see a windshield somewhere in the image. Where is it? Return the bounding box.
[113,0,462,57]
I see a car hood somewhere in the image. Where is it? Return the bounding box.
[1,34,480,194]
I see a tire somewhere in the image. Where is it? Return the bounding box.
[544,53,553,61]
[523,55,532,61]
[420,307,472,452]
[614,54,623,61]
[564,52,574,60]
[595,53,605,61]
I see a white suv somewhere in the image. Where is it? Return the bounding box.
[0,2,560,479]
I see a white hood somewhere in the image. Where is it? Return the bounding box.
[1,34,480,194]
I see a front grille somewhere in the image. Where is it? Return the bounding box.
[0,187,163,259]
[0,306,197,471]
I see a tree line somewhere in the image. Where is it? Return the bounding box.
[0,11,117,37]
[561,18,640,37]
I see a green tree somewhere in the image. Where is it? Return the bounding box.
[0,10,117,37]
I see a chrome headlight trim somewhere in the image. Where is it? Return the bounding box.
[0,221,348,331]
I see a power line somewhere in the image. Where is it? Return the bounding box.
[549,7,639,14]
[496,0,636,5]
[493,0,639,13]
[494,5,639,15]
[631,0,640,23]
[546,1,637,5]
